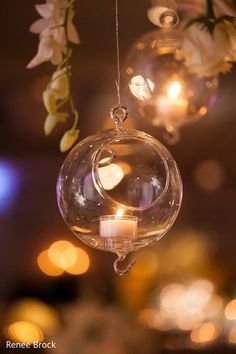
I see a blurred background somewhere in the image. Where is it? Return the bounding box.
[1,0,236,353]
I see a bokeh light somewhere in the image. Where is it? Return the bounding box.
[160,283,186,318]
[38,241,90,276]
[0,160,19,214]
[37,250,64,277]
[138,308,157,328]
[48,240,77,270]
[204,294,223,318]
[153,312,176,332]
[7,298,59,332]
[138,309,175,331]
[66,248,90,275]
[228,326,236,344]
[185,280,214,312]
[177,312,204,332]
[143,279,220,334]
[225,299,236,320]
[5,321,44,344]
[190,322,220,344]
[193,160,225,192]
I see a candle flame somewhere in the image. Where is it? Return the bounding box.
[116,208,124,217]
[168,81,182,99]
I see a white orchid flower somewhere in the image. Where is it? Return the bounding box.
[225,22,236,61]
[27,0,79,68]
[28,0,80,150]
[180,22,235,77]
[29,2,61,36]
[67,7,80,44]
[44,112,68,135]
[27,35,64,68]
[29,1,79,43]
[178,0,236,18]
[43,88,58,114]
[60,129,79,152]
[50,68,69,99]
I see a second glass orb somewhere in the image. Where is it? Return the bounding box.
[125,29,218,142]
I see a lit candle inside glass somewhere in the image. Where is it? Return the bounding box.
[157,81,188,120]
[99,208,138,238]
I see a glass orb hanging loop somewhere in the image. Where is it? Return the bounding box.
[110,104,129,129]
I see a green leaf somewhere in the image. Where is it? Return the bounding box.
[185,16,216,35]
[185,17,207,29]
[184,0,236,37]
[216,15,236,24]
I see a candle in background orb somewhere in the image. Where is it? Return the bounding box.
[100,208,138,238]
[156,80,188,123]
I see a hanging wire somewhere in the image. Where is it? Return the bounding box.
[110,0,128,129]
[115,0,121,105]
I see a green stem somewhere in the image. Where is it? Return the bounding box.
[206,0,215,19]
[63,1,79,132]
[57,98,68,109]
[49,23,64,30]
[47,71,67,90]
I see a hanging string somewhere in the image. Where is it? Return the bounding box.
[110,0,129,128]
[115,0,121,105]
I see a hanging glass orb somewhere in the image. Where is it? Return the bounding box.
[124,28,218,143]
[57,124,182,274]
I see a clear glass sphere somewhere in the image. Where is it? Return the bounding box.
[57,128,182,260]
[125,29,218,141]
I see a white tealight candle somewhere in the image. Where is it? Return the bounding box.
[157,80,188,123]
[99,209,138,239]
[157,96,188,119]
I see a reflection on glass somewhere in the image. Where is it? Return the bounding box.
[129,75,155,101]
[99,160,124,190]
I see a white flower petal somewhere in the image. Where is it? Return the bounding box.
[214,0,236,17]
[51,28,66,46]
[180,23,233,77]
[44,114,58,135]
[67,8,80,44]
[51,68,69,98]
[51,50,63,65]
[55,112,69,122]
[35,4,54,19]
[39,37,54,59]
[60,130,79,152]
[27,54,45,69]
[44,112,69,136]
[68,22,80,44]
[29,18,51,33]
[43,89,58,114]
